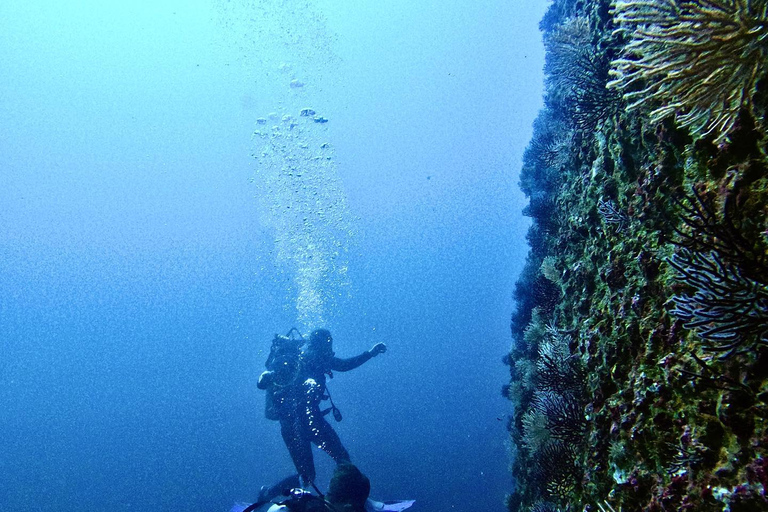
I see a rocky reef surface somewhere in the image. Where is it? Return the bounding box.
[504,1,768,511]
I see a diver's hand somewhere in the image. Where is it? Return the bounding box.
[369,342,387,356]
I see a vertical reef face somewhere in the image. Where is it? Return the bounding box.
[505,1,768,511]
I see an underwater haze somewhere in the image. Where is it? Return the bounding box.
[0,1,548,511]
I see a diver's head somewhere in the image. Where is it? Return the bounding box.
[326,463,370,512]
[308,328,335,359]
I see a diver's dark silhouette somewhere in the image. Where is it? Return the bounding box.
[257,328,386,499]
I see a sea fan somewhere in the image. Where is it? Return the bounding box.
[668,249,768,356]
[608,0,768,144]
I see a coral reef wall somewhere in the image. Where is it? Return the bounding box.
[504,1,768,511]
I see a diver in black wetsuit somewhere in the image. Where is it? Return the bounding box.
[257,328,387,501]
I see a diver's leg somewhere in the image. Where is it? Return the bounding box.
[309,411,351,463]
[301,378,351,463]
[280,415,317,485]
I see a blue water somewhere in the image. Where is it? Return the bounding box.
[0,2,547,511]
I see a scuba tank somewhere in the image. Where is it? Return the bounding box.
[262,328,304,421]
[260,327,343,423]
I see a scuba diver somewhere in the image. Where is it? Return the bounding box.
[232,463,413,512]
[257,328,387,501]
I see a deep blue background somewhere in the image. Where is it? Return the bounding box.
[0,1,547,511]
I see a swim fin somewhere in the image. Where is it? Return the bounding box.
[229,500,271,512]
[365,499,415,512]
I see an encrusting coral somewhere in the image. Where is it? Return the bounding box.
[505,0,768,510]
[607,0,768,145]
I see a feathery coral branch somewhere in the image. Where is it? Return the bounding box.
[608,0,768,144]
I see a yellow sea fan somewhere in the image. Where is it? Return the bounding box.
[608,0,768,144]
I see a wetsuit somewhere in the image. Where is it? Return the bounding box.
[261,350,373,498]
[285,351,374,484]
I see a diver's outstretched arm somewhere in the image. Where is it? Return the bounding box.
[330,343,387,372]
